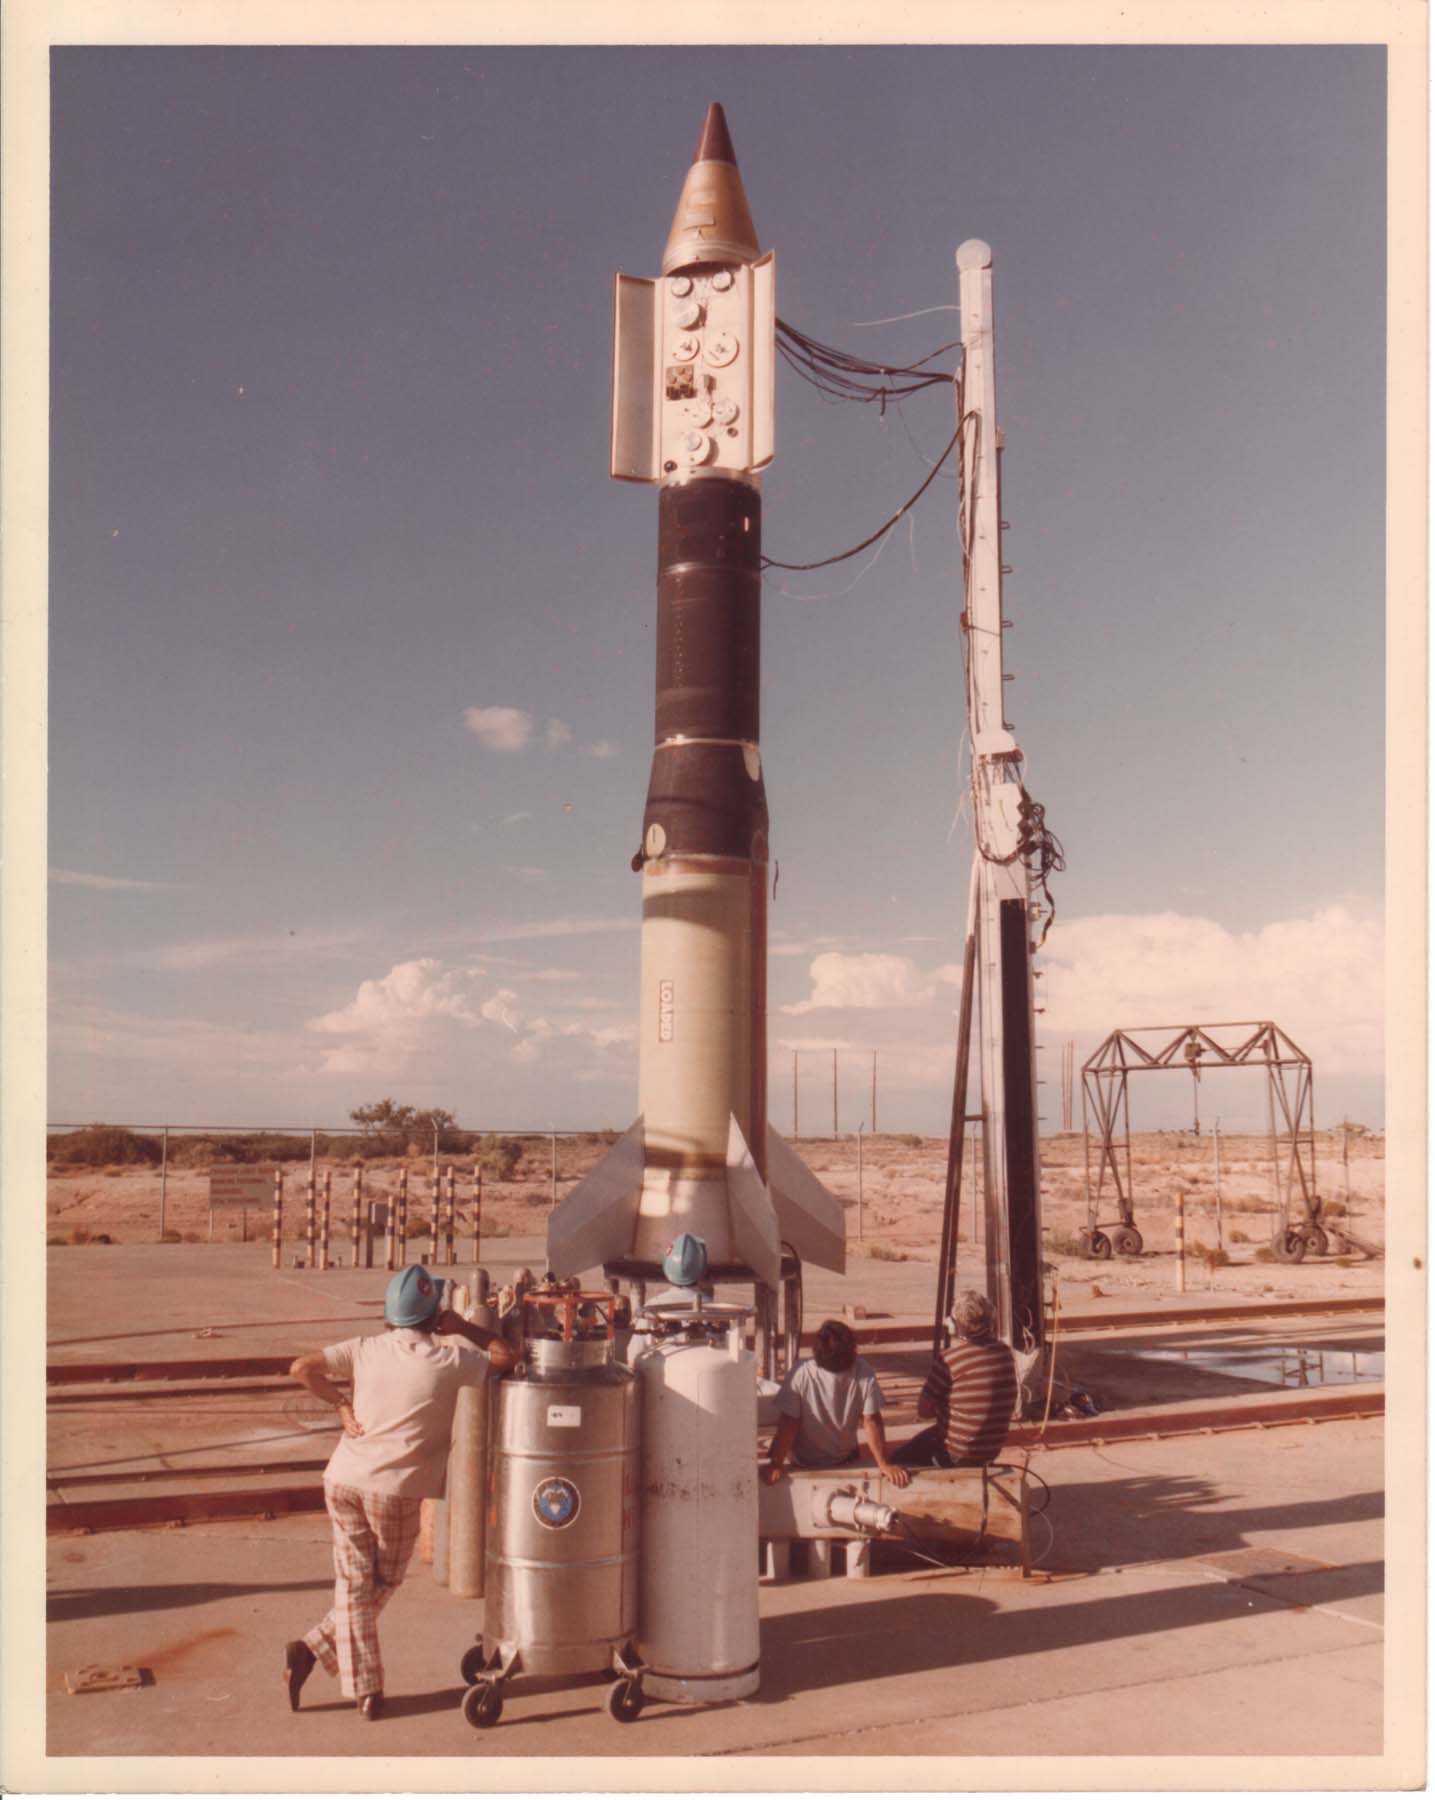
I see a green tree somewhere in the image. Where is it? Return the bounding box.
[349,1100,464,1154]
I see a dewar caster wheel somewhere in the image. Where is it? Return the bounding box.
[462,1679,503,1729]
[606,1676,644,1723]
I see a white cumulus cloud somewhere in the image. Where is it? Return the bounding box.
[301,955,637,1084]
[1040,904,1383,1075]
[583,739,619,759]
[464,706,533,751]
[783,952,935,1015]
[309,958,482,1034]
[544,718,573,751]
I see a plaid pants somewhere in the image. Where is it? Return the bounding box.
[304,1482,423,1699]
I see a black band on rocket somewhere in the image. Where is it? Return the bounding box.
[656,481,762,745]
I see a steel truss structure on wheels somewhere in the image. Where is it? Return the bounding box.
[1081,1020,1325,1263]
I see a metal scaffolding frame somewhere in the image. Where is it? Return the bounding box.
[1080,1020,1325,1262]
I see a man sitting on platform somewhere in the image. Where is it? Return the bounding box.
[894,1289,1019,1469]
[762,1317,909,1488]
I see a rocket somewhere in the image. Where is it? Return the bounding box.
[547,104,845,1295]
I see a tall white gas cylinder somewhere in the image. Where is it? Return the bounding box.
[633,1315,759,1702]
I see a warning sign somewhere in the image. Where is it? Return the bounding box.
[207,1168,277,1208]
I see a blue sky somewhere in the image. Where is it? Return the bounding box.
[44,41,1389,1134]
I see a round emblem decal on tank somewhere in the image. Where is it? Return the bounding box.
[531,1475,582,1529]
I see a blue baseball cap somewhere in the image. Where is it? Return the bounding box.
[661,1232,709,1288]
[385,1264,443,1326]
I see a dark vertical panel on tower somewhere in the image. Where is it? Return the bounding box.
[999,898,1041,1348]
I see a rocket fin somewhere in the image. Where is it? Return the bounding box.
[725,1115,782,1289]
[767,1127,847,1274]
[545,1116,645,1278]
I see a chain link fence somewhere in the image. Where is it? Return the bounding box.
[45,1122,622,1260]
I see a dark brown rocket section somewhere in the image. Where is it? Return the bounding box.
[643,483,768,864]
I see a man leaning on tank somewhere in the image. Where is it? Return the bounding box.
[283,1264,514,1721]
[762,1317,910,1489]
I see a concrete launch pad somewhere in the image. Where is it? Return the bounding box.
[43,1419,1383,1761]
[37,1243,1391,1767]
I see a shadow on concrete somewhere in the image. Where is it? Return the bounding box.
[47,1578,332,1623]
[755,1560,1384,1699]
[1039,1476,1384,1571]
[292,1687,474,1721]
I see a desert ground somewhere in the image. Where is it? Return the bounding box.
[46,1125,1385,1304]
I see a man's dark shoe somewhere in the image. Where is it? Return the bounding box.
[357,1693,384,1720]
[284,1639,316,1711]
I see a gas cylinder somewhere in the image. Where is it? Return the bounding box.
[633,1307,759,1702]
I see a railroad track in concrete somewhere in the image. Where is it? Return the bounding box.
[44,1290,1384,1389]
[46,1292,1384,1535]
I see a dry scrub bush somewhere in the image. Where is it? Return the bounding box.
[49,1125,162,1168]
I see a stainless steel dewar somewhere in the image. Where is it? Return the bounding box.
[483,1319,641,1679]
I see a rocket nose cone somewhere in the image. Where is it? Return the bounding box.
[663,103,760,274]
[693,102,738,166]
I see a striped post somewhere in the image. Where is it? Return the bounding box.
[444,1166,456,1265]
[397,1167,409,1266]
[319,1169,332,1271]
[271,1168,284,1268]
[384,1177,398,1271]
[351,1164,363,1268]
[471,1164,482,1265]
[1174,1190,1186,1294]
[305,1166,317,1269]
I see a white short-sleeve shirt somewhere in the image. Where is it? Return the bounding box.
[322,1328,490,1498]
[775,1356,886,1466]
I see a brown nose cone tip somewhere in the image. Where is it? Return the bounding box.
[692,102,737,166]
[662,102,761,275]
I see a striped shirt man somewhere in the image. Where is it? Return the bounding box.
[920,1328,1019,1466]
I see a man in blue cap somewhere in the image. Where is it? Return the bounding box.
[284,1264,515,1720]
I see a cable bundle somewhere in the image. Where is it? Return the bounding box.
[775,318,959,410]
